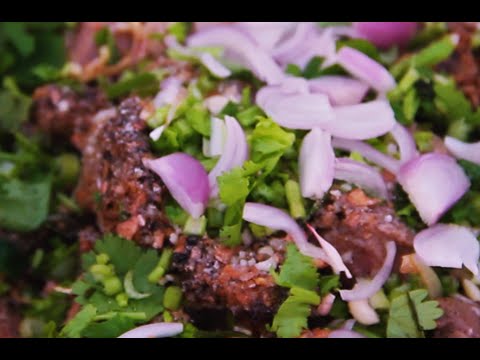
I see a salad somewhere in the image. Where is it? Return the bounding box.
[1,22,480,338]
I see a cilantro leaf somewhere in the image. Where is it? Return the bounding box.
[409,289,444,331]
[82,315,137,338]
[218,167,250,206]
[105,72,159,99]
[271,287,320,338]
[60,304,97,338]
[434,81,472,123]
[0,175,52,232]
[273,243,319,291]
[94,234,142,275]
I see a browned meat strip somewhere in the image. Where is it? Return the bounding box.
[0,299,20,338]
[436,23,480,107]
[74,97,173,246]
[172,235,286,333]
[32,84,109,150]
[434,296,480,338]
[311,188,414,278]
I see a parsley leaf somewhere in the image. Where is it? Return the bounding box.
[409,289,443,330]
[271,287,320,338]
[60,304,97,338]
[272,243,319,291]
[82,315,137,338]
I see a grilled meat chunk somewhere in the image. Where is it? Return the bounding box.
[311,189,414,278]
[74,97,173,246]
[434,296,480,338]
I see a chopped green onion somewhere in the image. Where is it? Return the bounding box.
[123,271,151,300]
[163,286,183,310]
[115,293,129,307]
[54,153,80,187]
[183,215,207,235]
[89,264,114,280]
[102,276,122,296]
[147,106,169,129]
[96,253,110,265]
[163,310,173,322]
[148,248,173,283]
[285,180,306,219]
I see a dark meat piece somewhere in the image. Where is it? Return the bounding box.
[436,23,480,107]
[311,188,414,278]
[74,97,173,246]
[32,85,109,150]
[172,236,286,334]
[434,296,480,338]
[0,299,20,338]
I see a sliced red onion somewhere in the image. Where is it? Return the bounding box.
[444,137,480,165]
[299,128,335,199]
[339,241,396,301]
[144,153,209,218]
[187,26,284,85]
[281,76,310,95]
[271,22,316,60]
[242,202,327,262]
[199,52,232,78]
[353,22,418,49]
[208,117,227,157]
[235,22,297,51]
[322,100,396,140]
[308,76,369,106]
[257,88,334,130]
[414,224,480,275]
[307,224,352,278]
[153,76,183,108]
[318,293,336,316]
[118,322,183,338]
[332,138,400,174]
[328,330,366,338]
[397,153,470,226]
[334,158,388,199]
[337,46,396,93]
[391,123,418,164]
[348,299,380,325]
[342,319,356,331]
[208,115,248,197]
[204,95,230,115]
[149,125,166,142]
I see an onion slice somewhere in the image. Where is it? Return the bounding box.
[118,322,184,338]
[334,158,389,199]
[353,22,418,49]
[144,153,209,218]
[208,116,248,197]
[322,100,396,140]
[328,330,366,338]
[348,299,380,325]
[235,22,297,51]
[153,77,183,108]
[397,153,470,226]
[332,138,400,174]
[242,203,327,262]
[339,241,396,301]
[187,26,284,85]
[199,52,232,78]
[336,46,396,93]
[308,76,369,106]
[391,123,419,164]
[299,128,335,199]
[307,224,352,278]
[444,136,480,165]
[414,224,480,275]
[256,87,334,130]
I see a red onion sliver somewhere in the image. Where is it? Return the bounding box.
[307,224,352,278]
[318,293,336,316]
[199,52,232,78]
[308,76,369,106]
[353,22,418,49]
[271,22,315,59]
[414,224,480,275]
[348,299,380,325]
[334,158,389,199]
[235,22,297,51]
[299,128,335,199]
[397,153,470,226]
[144,153,209,219]
[336,46,396,93]
[328,330,366,338]
[208,117,227,157]
[153,77,183,108]
[342,319,356,331]
[390,123,419,164]
[242,202,327,262]
[258,89,334,130]
[322,100,396,140]
[444,136,480,165]
[332,138,400,174]
[118,322,183,338]
[208,116,248,198]
[187,26,284,85]
[339,242,396,301]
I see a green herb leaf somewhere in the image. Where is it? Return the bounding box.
[60,304,97,338]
